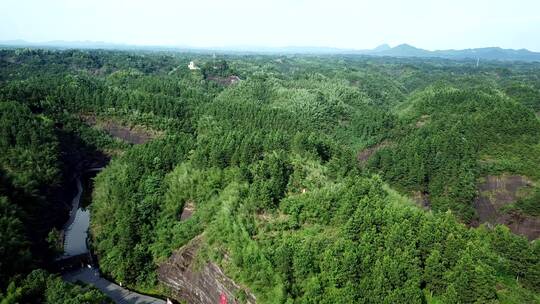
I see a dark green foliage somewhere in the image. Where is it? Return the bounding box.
[488,226,540,291]
[203,173,538,303]
[248,151,292,210]
[504,82,540,112]
[423,249,446,294]
[201,59,235,78]
[514,187,540,216]
[444,252,497,303]
[0,101,62,290]
[0,101,60,189]
[0,196,31,288]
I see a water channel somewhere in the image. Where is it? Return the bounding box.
[60,169,166,304]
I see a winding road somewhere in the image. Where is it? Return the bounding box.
[60,171,166,304]
[63,268,164,304]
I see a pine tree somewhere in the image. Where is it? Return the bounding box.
[442,284,459,304]
[424,249,447,294]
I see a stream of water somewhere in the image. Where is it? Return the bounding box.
[62,177,90,257]
[61,169,166,304]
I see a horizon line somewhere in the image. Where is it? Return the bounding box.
[1,39,538,53]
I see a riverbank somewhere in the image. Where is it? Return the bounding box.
[60,169,167,304]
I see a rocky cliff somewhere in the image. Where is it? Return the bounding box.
[158,236,256,304]
[474,175,540,240]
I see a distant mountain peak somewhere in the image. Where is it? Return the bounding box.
[373,44,391,51]
[393,43,419,50]
[373,43,430,57]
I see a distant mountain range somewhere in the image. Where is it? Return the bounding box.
[364,43,540,62]
[2,40,540,62]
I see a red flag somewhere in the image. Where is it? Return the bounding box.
[220,293,227,304]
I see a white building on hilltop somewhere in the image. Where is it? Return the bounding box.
[188,61,200,70]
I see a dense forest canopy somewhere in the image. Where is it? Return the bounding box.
[0,48,539,303]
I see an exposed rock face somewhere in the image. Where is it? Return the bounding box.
[158,236,256,304]
[474,175,540,240]
[81,115,159,144]
[180,201,195,221]
[411,191,431,210]
[206,75,241,86]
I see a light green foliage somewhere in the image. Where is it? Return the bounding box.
[0,269,111,304]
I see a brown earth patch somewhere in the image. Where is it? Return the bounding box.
[207,75,241,86]
[81,115,160,144]
[357,141,389,164]
[415,114,430,128]
[411,191,431,210]
[180,201,195,221]
[473,175,539,240]
[255,211,289,224]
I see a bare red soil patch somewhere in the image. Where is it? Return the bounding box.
[357,141,389,164]
[207,75,241,86]
[474,175,540,240]
[100,123,155,144]
[82,115,159,144]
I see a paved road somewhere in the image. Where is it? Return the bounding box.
[63,268,166,304]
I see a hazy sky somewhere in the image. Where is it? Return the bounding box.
[1,0,540,51]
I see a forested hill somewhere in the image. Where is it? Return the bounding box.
[0,49,539,303]
[366,44,540,62]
